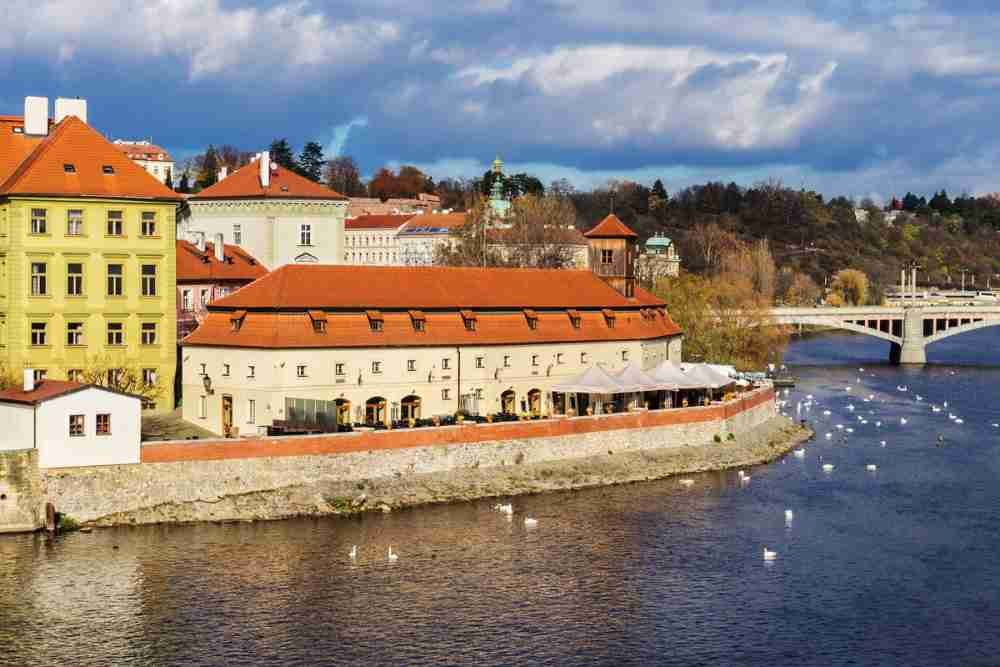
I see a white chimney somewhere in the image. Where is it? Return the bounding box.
[54,98,87,124]
[218,166,228,181]
[259,151,271,188]
[214,233,225,261]
[23,369,35,392]
[24,97,49,136]
[194,231,206,252]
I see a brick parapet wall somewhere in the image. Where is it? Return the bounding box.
[142,388,775,463]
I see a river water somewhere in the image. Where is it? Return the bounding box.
[4,331,1000,666]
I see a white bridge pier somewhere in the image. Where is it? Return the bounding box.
[769,305,1000,364]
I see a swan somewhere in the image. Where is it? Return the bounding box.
[931,406,941,413]
[846,427,854,433]
[679,478,694,487]
[847,404,855,411]
[349,545,358,560]
[875,421,882,427]
[806,394,814,400]
[880,440,887,447]
[524,517,538,528]
[825,433,832,439]
[823,410,832,416]
[784,509,794,522]
[992,423,999,428]
[740,475,752,484]
[916,395,923,402]
[836,424,844,430]
[900,417,908,425]
[859,367,865,372]
[944,401,949,408]
[388,547,398,562]
[845,386,852,392]
[763,548,778,561]
[955,419,964,425]
[737,470,746,478]
[793,448,806,458]
[822,463,835,472]
[866,464,878,472]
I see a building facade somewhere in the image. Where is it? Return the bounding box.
[176,237,267,339]
[113,140,175,185]
[343,214,413,265]
[181,216,683,436]
[182,152,347,269]
[396,213,467,266]
[347,193,441,217]
[636,233,681,287]
[0,97,182,411]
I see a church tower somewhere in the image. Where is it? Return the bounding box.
[584,213,639,298]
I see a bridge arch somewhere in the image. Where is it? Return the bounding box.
[923,317,1000,346]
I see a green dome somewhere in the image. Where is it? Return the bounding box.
[645,236,673,247]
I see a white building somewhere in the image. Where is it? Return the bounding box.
[396,212,467,266]
[113,140,175,185]
[0,373,141,469]
[181,215,683,436]
[182,152,348,269]
[344,214,413,265]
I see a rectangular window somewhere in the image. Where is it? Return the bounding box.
[370,320,383,332]
[571,316,581,329]
[335,363,345,376]
[475,356,485,369]
[199,396,207,419]
[248,365,255,378]
[622,350,629,362]
[233,224,242,245]
[31,208,47,234]
[33,369,46,383]
[503,355,511,368]
[442,358,451,370]
[107,264,123,296]
[142,368,157,387]
[464,318,476,332]
[372,361,382,374]
[581,352,588,364]
[67,369,83,383]
[141,211,156,237]
[96,414,111,436]
[30,322,46,346]
[601,249,613,264]
[30,262,47,295]
[107,210,123,236]
[141,322,157,345]
[69,415,85,437]
[67,209,83,236]
[475,388,484,400]
[107,322,124,345]
[300,224,312,245]
[141,264,157,296]
[67,262,83,295]
[297,365,307,377]
[557,353,564,364]
[219,364,229,377]
[181,289,193,312]
[532,355,539,366]
[248,399,256,423]
[407,360,416,372]
[312,320,326,334]
[442,388,451,400]
[67,321,84,346]
[413,320,425,332]
[200,288,209,305]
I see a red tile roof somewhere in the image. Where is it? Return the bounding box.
[192,159,347,201]
[114,142,172,162]
[206,264,666,311]
[0,116,182,201]
[345,214,415,231]
[176,240,269,283]
[184,308,680,349]
[584,214,639,239]
[0,380,87,406]
[0,116,47,187]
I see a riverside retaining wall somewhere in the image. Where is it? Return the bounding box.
[39,389,777,526]
[0,450,44,533]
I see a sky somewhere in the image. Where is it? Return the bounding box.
[3,0,1000,201]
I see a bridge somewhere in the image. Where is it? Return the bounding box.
[770,305,1000,364]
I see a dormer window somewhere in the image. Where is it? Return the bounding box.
[409,310,426,332]
[602,309,617,328]
[461,310,477,332]
[524,309,538,330]
[367,310,384,332]
[601,249,613,265]
[567,309,581,329]
[63,163,76,173]
[230,310,247,332]
[102,165,115,175]
[309,310,327,334]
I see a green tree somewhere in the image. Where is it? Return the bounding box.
[297,141,325,182]
[651,179,668,200]
[269,138,297,171]
[164,167,173,189]
[196,145,219,189]
[177,170,191,194]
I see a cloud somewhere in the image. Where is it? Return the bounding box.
[325,117,369,157]
[1,1,400,81]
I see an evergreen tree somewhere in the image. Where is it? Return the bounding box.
[164,167,173,190]
[651,179,668,200]
[902,192,921,211]
[929,189,952,213]
[297,142,325,182]
[269,138,297,172]
[178,170,191,194]
[196,145,219,189]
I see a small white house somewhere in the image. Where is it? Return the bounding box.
[0,371,141,469]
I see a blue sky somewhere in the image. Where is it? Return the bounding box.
[3,1,999,200]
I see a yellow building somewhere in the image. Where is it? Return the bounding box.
[0,98,182,410]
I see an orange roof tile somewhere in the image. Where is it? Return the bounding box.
[0,117,46,186]
[0,117,182,201]
[114,142,172,162]
[583,214,639,239]
[0,380,87,405]
[345,214,415,230]
[184,309,680,349]
[207,264,666,311]
[176,240,269,283]
[192,159,346,201]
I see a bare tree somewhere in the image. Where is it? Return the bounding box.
[81,355,164,405]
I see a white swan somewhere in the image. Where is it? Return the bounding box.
[763,548,778,561]
[846,427,855,434]
[793,448,806,458]
[349,545,358,560]
[388,546,398,562]
[822,463,835,472]
[524,517,538,528]
[823,410,831,416]
[825,433,832,439]
[875,421,882,427]
[900,417,908,425]
[847,404,855,411]
[784,509,794,522]
[880,440,887,447]
[866,464,878,472]
[955,419,964,425]
[836,424,844,430]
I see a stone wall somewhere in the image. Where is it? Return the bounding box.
[0,450,44,533]
[42,391,777,526]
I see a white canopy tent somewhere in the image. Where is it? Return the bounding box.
[551,365,626,394]
[649,361,705,390]
[681,363,735,390]
[614,362,677,392]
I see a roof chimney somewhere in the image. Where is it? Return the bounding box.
[218,165,228,181]
[259,151,271,188]
[194,231,206,252]
[214,233,225,261]
[23,369,35,393]
[24,97,49,136]
[54,98,88,124]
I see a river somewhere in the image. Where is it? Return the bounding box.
[4,330,1000,666]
